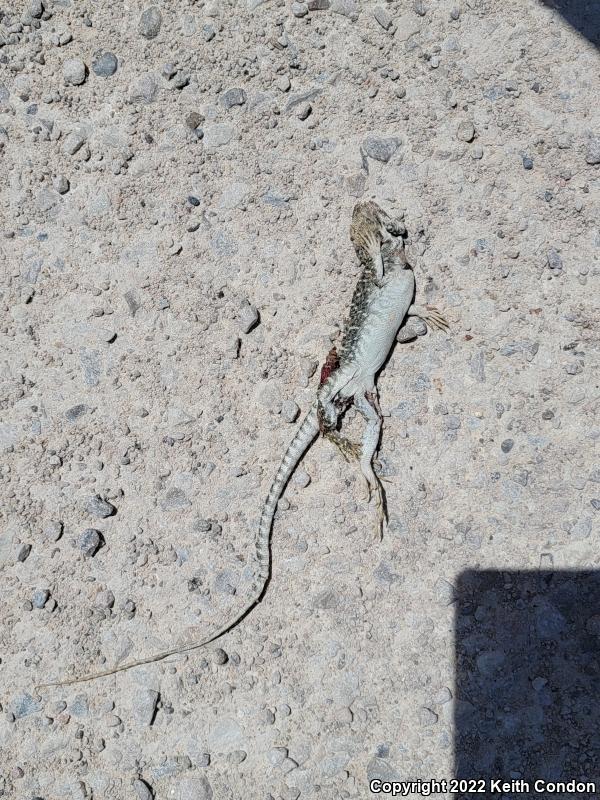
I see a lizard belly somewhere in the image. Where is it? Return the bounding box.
[356,274,414,373]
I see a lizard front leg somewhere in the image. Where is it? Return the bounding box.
[406,303,449,332]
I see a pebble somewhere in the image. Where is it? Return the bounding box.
[32,589,50,609]
[457,120,475,142]
[130,73,158,104]
[547,249,563,272]
[585,136,600,165]
[133,779,154,800]
[44,521,63,542]
[522,155,534,170]
[62,131,85,156]
[293,469,311,488]
[374,6,393,30]
[86,495,116,518]
[591,499,600,511]
[281,400,300,423]
[238,299,260,333]
[276,75,291,92]
[500,438,514,453]
[63,58,87,86]
[91,51,118,78]
[16,543,31,562]
[139,6,162,39]
[213,647,228,665]
[95,589,115,609]
[434,577,456,605]
[221,88,246,109]
[450,6,460,19]
[203,123,234,148]
[174,777,214,800]
[297,101,312,120]
[78,528,103,557]
[292,1,308,17]
[53,175,70,194]
[65,404,89,422]
[413,0,427,15]
[132,688,159,726]
[362,135,401,163]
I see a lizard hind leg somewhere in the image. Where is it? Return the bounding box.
[407,303,450,332]
[354,391,387,540]
[325,429,361,462]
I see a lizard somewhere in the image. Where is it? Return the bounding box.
[37,200,448,688]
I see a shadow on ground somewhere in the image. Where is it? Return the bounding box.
[455,570,600,797]
[540,0,600,47]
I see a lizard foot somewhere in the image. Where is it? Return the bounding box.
[423,306,450,331]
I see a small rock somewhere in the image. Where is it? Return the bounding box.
[331,0,359,20]
[62,131,85,156]
[413,0,427,15]
[591,499,600,511]
[547,249,563,272]
[213,648,228,665]
[130,73,158,104]
[91,51,118,78]
[456,120,475,142]
[16,543,32,562]
[450,6,460,19]
[86,495,116,518]
[221,88,246,109]
[30,0,44,18]
[281,400,300,423]
[139,6,162,39]
[419,706,438,726]
[175,777,213,800]
[293,469,311,488]
[373,6,393,29]
[133,779,154,800]
[78,528,103,557]
[65,404,89,422]
[238,300,260,333]
[291,1,308,17]
[185,111,204,131]
[132,689,159,726]
[522,155,534,170]
[585,136,600,165]
[362,135,400,163]
[53,175,70,194]
[276,75,291,92]
[44,521,63,542]
[202,24,216,41]
[95,589,115,609]
[32,589,50,609]
[434,577,456,605]
[63,58,87,86]
[500,438,514,453]
[203,123,234,148]
[297,101,312,120]
[308,0,330,7]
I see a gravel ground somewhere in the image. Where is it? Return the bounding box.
[1,0,599,798]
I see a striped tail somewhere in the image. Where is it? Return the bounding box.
[253,404,320,588]
[36,404,321,687]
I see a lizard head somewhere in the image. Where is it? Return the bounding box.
[350,201,384,263]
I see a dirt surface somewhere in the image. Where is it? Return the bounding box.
[1,0,599,797]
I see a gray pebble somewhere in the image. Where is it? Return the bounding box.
[139,6,162,39]
[276,75,291,92]
[221,88,246,109]
[238,299,260,333]
[281,400,300,423]
[32,589,50,609]
[293,469,311,488]
[197,753,211,767]
[591,499,600,511]
[95,589,115,609]
[86,495,116,518]
[62,131,85,156]
[362,135,400,163]
[413,0,427,15]
[292,1,309,17]
[585,136,600,165]
[65,403,89,421]
[174,776,214,800]
[213,647,228,665]
[17,543,31,562]
[374,6,393,29]
[30,0,44,18]
[44,521,63,542]
[522,155,534,170]
[132,688,159,726]
[434,577,456,605]
[10,692,41,719]
[133,779,154,800]
[63,58,87,86]
[419,706,438,725]
[457,120,475,142]
[297,101,312,120]
[78,528,103,557]
[501,438,514,453]
[547,248,563,272]
[53,175,70,194]
[450,6,460,19]
[130,73,158,104]
[202,24,216,41]
[91,51,118,78]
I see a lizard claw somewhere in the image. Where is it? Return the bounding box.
[424,306,450,331]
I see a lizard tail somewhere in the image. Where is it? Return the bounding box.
[36,406,320,688]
